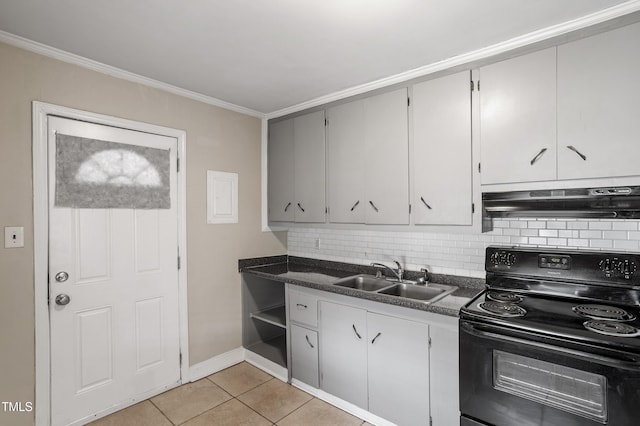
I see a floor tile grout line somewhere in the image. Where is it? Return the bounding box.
[233,395,279,425]
[206,374,276,398]
[148,398,177,426]
[271,396,316,424]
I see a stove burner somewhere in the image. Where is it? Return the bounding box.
[572,304,636,321]
[486,291,523,304]
[583,320,640,337]
[478,301,526,317]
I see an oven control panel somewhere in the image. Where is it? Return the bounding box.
[485,246,640,284]
[539,254,571,270]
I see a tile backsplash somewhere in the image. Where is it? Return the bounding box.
[287,219,640,278]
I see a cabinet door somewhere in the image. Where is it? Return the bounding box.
[290,325,319,388]
[429,325,459,426]
[364,89,410,224]
[413,71,472,225]
[268,118,294,221]
[558,22,640,180]
[319,301,368,408]
[294,111,326,222]
[367,312,430,426]
[327,100,366,223]
[480,48,557,184]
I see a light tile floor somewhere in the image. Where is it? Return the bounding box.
[89,362,371,425]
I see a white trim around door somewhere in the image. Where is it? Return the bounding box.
[32,101,190,425]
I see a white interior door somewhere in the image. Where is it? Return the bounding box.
[48,116,181,426]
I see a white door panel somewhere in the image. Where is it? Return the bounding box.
[413,71,473,225]
[48,116,180,426]
[480,48,557,184]
[558,22,640,180]
[327,100,367,223]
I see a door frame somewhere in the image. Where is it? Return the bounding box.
[32,101,190,425]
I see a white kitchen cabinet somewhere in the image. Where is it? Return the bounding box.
[319,301,368,408]
[268,118,294,222]
[294,110,326,222]
[268,111,326,223]
[480,47,557,185]
[288,289,319,328]
[363,88,410,224]
[327,88,409,225]
[429,323,459,426]
[290,325,319,388]
[327,100,366,223]
[367,312,430,426]
[412,71,473,225]
[557,22,640,180]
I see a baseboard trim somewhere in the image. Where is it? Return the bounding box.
[188,347,245,382]
[244,350,288,382]
[290,379,394,426]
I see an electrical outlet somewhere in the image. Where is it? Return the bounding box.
[315,238,321,249]
[5,227,24,248]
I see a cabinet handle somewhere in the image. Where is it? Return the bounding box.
[530,148,547,165]
[297,203,305,212]
[305,335,315,348]
[350,200,360,211]
[352,324,362,339]
[566,145,587,161]
[371,332,382,344]
[420,197,432,210]
[296,303,308,309]
[284,202,292,212]
[369,201,379,212]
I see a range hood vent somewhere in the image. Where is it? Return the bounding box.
[482,186,640,232]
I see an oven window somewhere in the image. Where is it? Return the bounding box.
[493,350,607,423]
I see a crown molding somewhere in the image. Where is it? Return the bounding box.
[266,0,640,119]
[0,30,265,119]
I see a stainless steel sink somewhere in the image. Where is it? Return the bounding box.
[333,274,396,292]
[378,283,455,303]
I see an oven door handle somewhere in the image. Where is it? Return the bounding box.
[461,321,640,370]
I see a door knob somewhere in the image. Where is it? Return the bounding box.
[55,294,71,306]
[55,271,69,282]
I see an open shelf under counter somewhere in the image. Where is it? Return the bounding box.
[250,305,286,329]
[245,334,287,368]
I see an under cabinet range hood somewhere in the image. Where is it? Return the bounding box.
[482,186,640,231]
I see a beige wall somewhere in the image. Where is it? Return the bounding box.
[0,41,286,425]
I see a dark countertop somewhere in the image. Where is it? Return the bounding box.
[239,255,485,317]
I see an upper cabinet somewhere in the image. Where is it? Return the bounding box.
[294,111,326,222]
[557,22,640,180]
[327,88,410,225]
[268,118,294,222]
[326,99,366,224]
[479,47,557,185]
[412,71,473,225]
[268,110,326,223]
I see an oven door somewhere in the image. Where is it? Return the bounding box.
[459,319,640,426]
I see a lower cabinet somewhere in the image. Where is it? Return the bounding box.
[319,301,431,426]
[318,301,369,408]
[367,312,430,426]
[287,286,458,426]
[290,325,319,388]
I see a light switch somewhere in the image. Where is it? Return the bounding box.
[5,227,24,248]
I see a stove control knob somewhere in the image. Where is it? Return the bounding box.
[599,258,615,277]
[618,259,637,279]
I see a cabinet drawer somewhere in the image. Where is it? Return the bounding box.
[291,325,319,388]
[289,290,318,327]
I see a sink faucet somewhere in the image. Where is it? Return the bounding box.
[371,260,404,282]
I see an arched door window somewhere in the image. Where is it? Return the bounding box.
[55,134,170,209]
